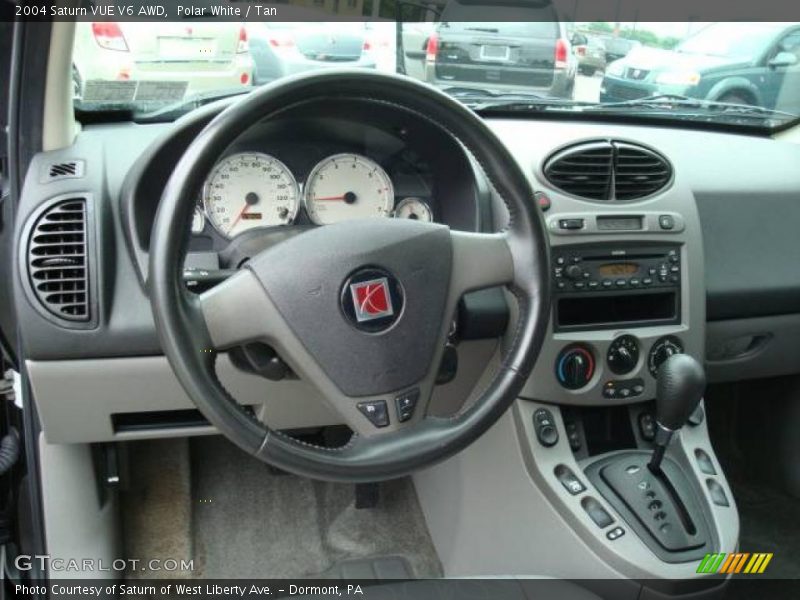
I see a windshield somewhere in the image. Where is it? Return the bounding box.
[71,17,800,129]
[676,23,785,59]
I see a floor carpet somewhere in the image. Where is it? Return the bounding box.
[122,435,442,579]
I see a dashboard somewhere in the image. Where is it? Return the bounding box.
[12,94,800,443]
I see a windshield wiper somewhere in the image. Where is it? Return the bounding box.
[448,88,587,110]
[465,91,797,124]
[585,94,797,120]
[133,87,251,123]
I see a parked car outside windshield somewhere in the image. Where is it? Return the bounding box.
[71,19,800,130]
[73,22,253,104]
[601,22,800,111]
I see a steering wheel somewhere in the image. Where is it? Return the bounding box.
[149,71,550,482]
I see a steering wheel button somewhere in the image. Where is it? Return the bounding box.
[395,389,420,423]
[357,400,390,428]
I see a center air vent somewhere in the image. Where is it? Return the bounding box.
[544,140,672,201]
[27,198,91,323]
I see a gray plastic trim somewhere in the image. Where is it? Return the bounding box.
[414,399,738,580]
[39,435,118,579]
[27,340,498,444]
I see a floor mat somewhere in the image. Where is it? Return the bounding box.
[728,476,800,579]
[130,435,443,579]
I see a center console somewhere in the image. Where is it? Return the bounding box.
[415,126,739,594]
[507,174,738,588]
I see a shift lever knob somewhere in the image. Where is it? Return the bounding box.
[656,353,706,431]
[649,354,706,473]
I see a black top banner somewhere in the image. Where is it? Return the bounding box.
[4,0,800,22]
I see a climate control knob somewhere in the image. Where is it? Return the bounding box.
[556,345,595,390]
[607,335,639,375]
[648,336,684,377]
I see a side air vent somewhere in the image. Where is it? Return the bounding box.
[40,160,85,183]
[543,140,672,201]
[27,198,90,322]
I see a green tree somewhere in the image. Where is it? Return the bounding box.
[587,22,613,34]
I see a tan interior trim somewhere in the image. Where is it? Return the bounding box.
[42,22,78,151]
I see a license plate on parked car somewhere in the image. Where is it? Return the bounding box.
[479,45,510,61]
[158,37,217,60]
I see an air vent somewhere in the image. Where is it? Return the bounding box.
[40,160,85,183]
[27,198,90,322]
[613,143,673,200]
[544,141,672,201]
[544,141,614,200]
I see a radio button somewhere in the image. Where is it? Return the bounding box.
[630,278,640,286]
[670,266,680,273]
[602,280,614,288]
[588,281,599,289]
[574,282,585,290]
[559,219,585,230]
[642,278,653,285]
[556,256,566,266]
[616,279,627,287]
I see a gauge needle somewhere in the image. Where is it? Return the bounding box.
[313,195,346,202]
[228,203,249,235]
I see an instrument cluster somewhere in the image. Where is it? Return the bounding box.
[193,151,435,239]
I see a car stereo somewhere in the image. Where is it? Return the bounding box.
[552,244,681,331]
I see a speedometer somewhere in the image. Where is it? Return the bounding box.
[303,154,394,225]
[203,153,299,238]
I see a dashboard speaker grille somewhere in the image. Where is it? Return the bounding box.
[41,159,85,183]
[27,198,90,322]
[544,140,672,201]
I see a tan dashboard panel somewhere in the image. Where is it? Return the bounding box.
[27,340,499,444]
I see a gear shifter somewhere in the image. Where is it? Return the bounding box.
[649,354,706,473]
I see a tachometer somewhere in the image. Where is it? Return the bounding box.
[303,154,394,225]
[203,152,299,238]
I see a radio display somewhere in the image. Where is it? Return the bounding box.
[598,262,639,277]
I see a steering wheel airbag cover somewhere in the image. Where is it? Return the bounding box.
[248,219,451,397]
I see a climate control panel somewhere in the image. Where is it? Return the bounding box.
[554,335,686,398]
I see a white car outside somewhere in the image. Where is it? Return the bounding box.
[73,22,254,104]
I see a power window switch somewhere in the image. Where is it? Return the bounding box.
[582,496,614,528]
[555,464,586,496]
[606,526,625,541]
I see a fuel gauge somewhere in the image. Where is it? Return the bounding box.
[394,197,433,222]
